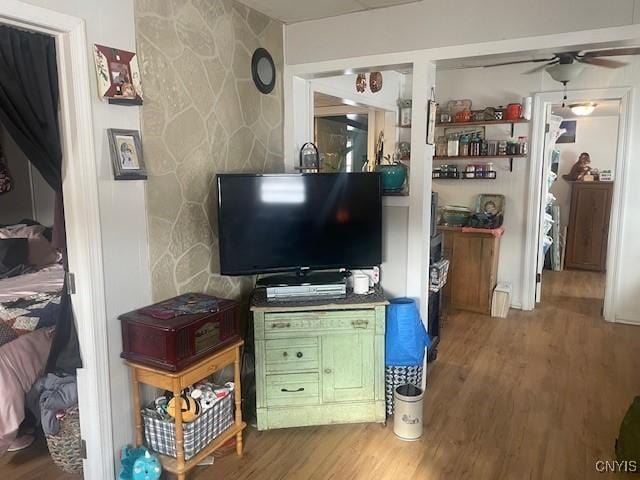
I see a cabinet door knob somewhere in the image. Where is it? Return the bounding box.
[283,351,288,357]
[324,368,332,374]
[296,352,303,358]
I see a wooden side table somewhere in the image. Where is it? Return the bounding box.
[127,339,246,480]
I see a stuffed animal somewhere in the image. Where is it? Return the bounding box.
[118,446,161,480]
[132,450,162,480]
[192,385,217,411]
[167,390,201,422]
[563,152,592,181]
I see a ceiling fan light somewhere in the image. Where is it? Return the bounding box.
[546,63,585,83]
[570,102,597,116]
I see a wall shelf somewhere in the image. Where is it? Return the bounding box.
[433,155,526,161]
[433,173,497,181]
[435,119,529,127]
[433,154,526,172]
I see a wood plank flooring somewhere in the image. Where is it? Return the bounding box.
[3,269,638,479]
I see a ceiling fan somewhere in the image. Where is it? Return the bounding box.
[483,47,640,104]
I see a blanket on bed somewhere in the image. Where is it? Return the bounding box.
[0,327,53,454]
[0,291,61,337]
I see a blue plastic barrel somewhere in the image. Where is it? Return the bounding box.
[385,298,431,366]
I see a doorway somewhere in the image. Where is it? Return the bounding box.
[1,1,115,478]
[528,88,631,321]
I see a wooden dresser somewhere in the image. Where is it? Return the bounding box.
[251,290,387,430]
[565,181,613,271]
[438,226,501,315]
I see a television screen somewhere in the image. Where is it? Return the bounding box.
[217,173,382,275]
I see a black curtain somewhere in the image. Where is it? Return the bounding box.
[0,25,80,374]
[0,25,62,191]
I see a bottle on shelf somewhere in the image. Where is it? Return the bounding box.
[518,136,528,155]
[459,134,470,156]
[447,134,459,157]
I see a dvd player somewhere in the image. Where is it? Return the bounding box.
[266,283,347,302]
[258,271,348,302]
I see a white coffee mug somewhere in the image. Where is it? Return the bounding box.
[353,274,369,295]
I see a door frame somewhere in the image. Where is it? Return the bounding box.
[523,87,632,322]
[1,2,114,478]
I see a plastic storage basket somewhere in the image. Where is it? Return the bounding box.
[142,393,234,460]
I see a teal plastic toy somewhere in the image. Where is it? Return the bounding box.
[119,446,162,480]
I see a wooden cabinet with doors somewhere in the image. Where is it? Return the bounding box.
[251,291,387,431]
[565,181,613,271]
[438,226,501,315]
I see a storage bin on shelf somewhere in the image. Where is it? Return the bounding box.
[142,393,234,460]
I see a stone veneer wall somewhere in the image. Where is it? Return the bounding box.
[135,0,284,301]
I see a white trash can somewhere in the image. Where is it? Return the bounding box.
[393,384,424,441]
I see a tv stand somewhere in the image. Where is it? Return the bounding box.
[257,271,348,302]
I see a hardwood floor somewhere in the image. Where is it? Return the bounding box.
[202,270,640,480]
[0,434,80,479]
[3,269,638,479]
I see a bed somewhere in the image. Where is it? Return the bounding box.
[0,222,64,454]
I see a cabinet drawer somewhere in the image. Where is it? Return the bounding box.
[265,338,319,373]
[264,310,376,338]
[266,373,319,406]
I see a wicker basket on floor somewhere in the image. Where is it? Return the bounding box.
[45,404,83,474]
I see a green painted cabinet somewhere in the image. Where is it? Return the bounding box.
[252,300,387,430]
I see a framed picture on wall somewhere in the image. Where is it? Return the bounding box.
[107,129,146,180]
[94,44,143,105]
[557,120,577,143]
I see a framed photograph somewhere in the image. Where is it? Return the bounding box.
[557,120,577,143]
[426,100,437,145]
[107,129,146,180]
[94,44,143,105]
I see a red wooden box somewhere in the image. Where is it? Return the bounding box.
[119,294,240,371]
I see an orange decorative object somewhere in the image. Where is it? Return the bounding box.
[455,110,471,123]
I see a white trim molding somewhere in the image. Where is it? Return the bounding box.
[0,1,114,478]
[524,87,632,321]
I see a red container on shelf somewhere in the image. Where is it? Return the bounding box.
[505,103,522,120]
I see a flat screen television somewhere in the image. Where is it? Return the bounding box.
[216,173,382,276]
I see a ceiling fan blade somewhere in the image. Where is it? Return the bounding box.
[581,47,640,57]
[523,61,557,74]
[578,57,627,68]
[482,57,556,68]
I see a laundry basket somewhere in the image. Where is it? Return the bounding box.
[46,404,84,474]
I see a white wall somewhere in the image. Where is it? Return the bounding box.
[285,0,638,65]
[18,0,152,469]
[435,59,638,311]
[551,115,619,230]
[311,71,403,111]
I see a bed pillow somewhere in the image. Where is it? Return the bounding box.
[0,223,45,238]
[0,224,59,267]
[0,238,29,278]
[27,236,59,267]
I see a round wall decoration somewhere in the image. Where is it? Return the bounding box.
[251,48,276,94]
